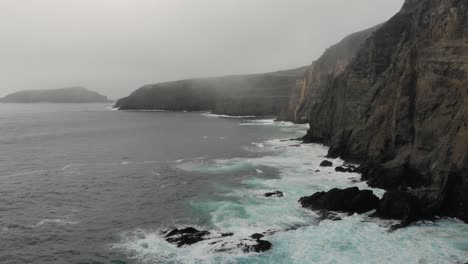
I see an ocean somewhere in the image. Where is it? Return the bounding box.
[0,103,466,264]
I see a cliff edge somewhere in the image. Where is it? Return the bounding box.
[303,0,468,222]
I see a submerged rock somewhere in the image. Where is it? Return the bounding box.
[319,160,333,167]
[299,187,380,214]
[264,191,284,198]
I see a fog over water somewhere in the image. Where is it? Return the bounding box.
[0,0,403,99]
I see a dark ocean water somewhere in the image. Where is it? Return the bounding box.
[0,104,295,264]
[1,104,467,264]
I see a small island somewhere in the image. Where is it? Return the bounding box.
[0,87,112,103]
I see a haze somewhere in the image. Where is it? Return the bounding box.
[0,0,404,99]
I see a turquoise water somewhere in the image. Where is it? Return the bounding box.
[114,118,468,264]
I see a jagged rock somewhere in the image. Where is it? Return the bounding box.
[335,165,358,173]
[264,191,284,198]
[319,160,333,167]
[164,228,272,253]
[278,26,379,123]
[299,187,380,214]
[372,190,418,226]
[164,227,210,247]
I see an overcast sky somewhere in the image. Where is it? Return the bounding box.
[0,0,404,99]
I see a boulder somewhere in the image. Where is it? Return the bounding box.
[299,187,380,214]
[164,227,210,247]
[319,160,333,167]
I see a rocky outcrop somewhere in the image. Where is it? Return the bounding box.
[278,26,379,123]
[303,0,468,223]
[163,227,272,253]
[0,87,112,103]
[299,187,380,215]
[115,67,307,116]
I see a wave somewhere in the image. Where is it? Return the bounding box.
[201,112,256,119]
[31,218,79,228]
[113,123,468,264]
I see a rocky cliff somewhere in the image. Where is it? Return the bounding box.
[303,0,468,223]
[278,26,379,123]
[0,87,112,103]
[115,67,307,116]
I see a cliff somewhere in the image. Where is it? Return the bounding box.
[303,0,468,222]
[0,87,112,103]
[278,26,379,123]
[114,67,307,116]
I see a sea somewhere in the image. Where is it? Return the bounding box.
[0,103,467,264]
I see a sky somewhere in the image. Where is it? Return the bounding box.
[0,0,404,99]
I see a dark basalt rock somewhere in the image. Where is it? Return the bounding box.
[164,227,210,247]
[164,228,272,253]
[299,187,380,214]
[319,160,333,167]
[372,190,417,226]
[250,233,264,240]
[264,191,284,198]
[335,165,358,173]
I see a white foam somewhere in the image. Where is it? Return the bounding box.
[32,218,79,228]
[201,112,256,119]
[114,123,468,263]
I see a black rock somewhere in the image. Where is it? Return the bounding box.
[320,160,333,167]
[335,165,358,173]
[264,191,284,198]
[164,227,210,247]
[250,233,264,240]
[335,166,348,173]
[371,190,418,228]
[246,240,272,253]
[299,187,380,214]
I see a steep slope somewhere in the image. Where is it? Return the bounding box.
[278,26,379,123]
[115,67,306,116]
[304,0,468,222]
[0,87,112,103]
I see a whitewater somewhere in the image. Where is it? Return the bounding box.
[114,118,468,264]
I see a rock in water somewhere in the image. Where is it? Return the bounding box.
[264,191,284,198]
[164,228,272,253]
[299,187,380,214]
[319,160,333,167]
[164,227,210,247]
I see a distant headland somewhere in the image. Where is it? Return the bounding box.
[0,87,112,103]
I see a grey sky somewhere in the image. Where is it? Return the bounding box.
[0,0,404,99]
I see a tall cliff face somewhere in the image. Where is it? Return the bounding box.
[278,26,379,123]
[304,0,468,222]
[115,67,306,116]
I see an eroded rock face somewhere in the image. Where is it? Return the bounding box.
[299,187,380,214]
[278,26,379,123]
[303,0,468,223]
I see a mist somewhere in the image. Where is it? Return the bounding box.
[0,0,404,99]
